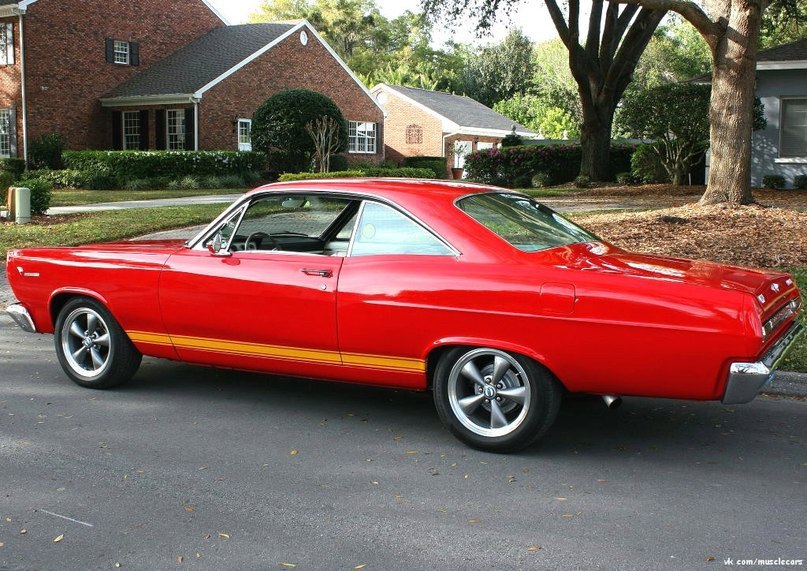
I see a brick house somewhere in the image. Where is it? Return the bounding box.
[0,0,383,163]
[371,84,534,173]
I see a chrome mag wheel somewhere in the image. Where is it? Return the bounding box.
[447,348,532,438]
[60,307,112,379]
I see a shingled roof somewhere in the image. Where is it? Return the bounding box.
[758,39,807,62]
[102,23,297,102]
[379,85,534,136]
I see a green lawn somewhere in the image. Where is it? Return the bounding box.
[50,187,244,207]
[0,204,227,258]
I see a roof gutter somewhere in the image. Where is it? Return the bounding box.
[99,94,199,108]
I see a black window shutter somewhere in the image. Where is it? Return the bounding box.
[184,108,195,150]
[105,38,115,63]
[139,110,149,149]
[8,105,17,157]
[111,111,122,150]
[155,110,166,150]
[130,42,140,66]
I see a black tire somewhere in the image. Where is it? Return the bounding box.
[54,297,142,389]
[433,346,562,452]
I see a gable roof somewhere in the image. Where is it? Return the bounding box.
[101,21,382,112]
[103,23,297,101]
[375,84,534,137]
[758,39,807,62]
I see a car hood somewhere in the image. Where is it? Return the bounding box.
[547,241,788,296]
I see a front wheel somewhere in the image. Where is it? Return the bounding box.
[433,347,562,452]
[54,297,142,389]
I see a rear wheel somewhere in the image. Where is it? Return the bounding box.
[54,297,142,389]
[433,347,562,452]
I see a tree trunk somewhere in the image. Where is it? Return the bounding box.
[579,99,614,181]
[699,4,762,205]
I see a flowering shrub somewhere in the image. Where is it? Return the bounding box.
[464,142,636,188]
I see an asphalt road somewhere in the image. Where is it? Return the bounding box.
[1,314,806,571]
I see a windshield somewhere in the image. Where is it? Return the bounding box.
[456,192,598,252]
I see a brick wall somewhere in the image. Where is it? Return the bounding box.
[200,27,384,163]
[378,89,444,164]
[20,0,223,153]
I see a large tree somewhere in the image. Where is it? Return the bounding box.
[615,0,780,205]
[423,0,665,181]
[462,29,536,107]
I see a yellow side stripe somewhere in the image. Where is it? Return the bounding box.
[126,330,424,373]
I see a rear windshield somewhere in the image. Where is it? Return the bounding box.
[456,192,598,252]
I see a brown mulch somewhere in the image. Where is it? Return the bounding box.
[579,184,807,210]
[574,204,807,269]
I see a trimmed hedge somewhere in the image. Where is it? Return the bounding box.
[0,158,26,178]
[464,142,636,188]
[62,150,266,180]
[403,156,447,178]
[278,167,434,182]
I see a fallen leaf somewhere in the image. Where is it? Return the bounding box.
[554,497,567,501]
[183,506,195,513]
[4,517,10,522]
[196,553,201,559]
[527,545,542,552]
[218,532,230,539]
[405,450,417,455]
[507,475,517,483]
[19,529,27,535]
[280,563,296,568]
[177,555,184,563]
[114,563,121,568]
[392,435,402,441]
[0,542,4,548]
[290,450,298,456]
[467,519,480,524]
[371,481,379,485]
[596,479,608,483]
[53,534,64,543]
[706,555,715,562]
[561,512,583,518]
[354,565,366,570]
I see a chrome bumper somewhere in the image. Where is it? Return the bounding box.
[6,303,37,333]
[722,321,804,404]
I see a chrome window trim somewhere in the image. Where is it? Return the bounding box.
[345,200,367,258]
[187,189,462,257]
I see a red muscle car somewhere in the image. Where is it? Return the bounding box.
[5,179,804,451]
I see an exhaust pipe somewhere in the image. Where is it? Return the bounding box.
[602,395,622,409]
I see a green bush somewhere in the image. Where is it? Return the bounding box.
[404,156,447,178]
[574,175,591,188]
[464,142,636,188]
[0,171,15,194]
[29,133,65,170]
[329,155,349,172]
[62,150,266,181]
[220,174,248,188]
[27,169,89,188]
[615,171,637,185]
[531,171,551,188]
[762,174,786,190]
[631,143,669,183]
[0,157,26,179]
[792,174,807,189]
[17,178,53,215]
[83,164,118,190]
[243,171,263,184]
[251,89,347,174]
[501,132,523,148]
[124,178,153,191]
[278,167,433,182]
[179,175,201,190]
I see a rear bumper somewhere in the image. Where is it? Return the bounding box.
[6,303,37,333]
[722,321,804,404]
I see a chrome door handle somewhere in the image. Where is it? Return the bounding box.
[301,268,333,277]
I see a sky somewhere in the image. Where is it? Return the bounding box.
[207,0,563,47]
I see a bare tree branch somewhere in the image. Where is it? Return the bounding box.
[613,0,721,41]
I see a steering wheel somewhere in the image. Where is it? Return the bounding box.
[244,231,280,251]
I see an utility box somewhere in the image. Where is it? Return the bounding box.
[12,186,31,224]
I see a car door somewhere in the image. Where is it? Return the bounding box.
[158,193,356,377]
[336,200,461,388]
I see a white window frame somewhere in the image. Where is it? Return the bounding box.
[348,121,376,154]
[167,109,186,151]
[0,23,13,66]
[113,40,130,65]
[779,96,807,159]
[0,108,11,158]
[238,118,252,152]
[122,111,141,150]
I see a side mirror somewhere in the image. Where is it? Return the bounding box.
[206,234,231,257]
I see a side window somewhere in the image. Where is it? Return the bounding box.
[219,195,356,255]
[350,202,453,257]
